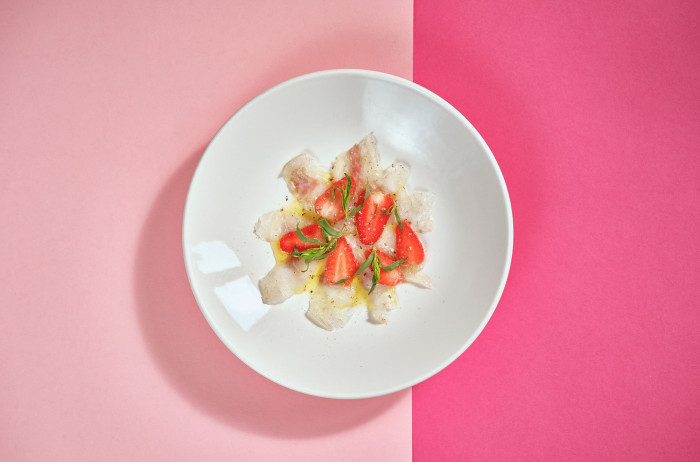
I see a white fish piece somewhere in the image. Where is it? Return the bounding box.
[282,152,330,209]
[374,223,397,255]
[367,285,398,324]
[259,260,321,305]
[343,232,368,264]
[359,269,374,291]
[377,162,409,194]
[306,285,357,330]
[254,210,297,242]
[288,256,323,276]
[337,216,357,236]
[331,133,381,186]
[395,189,435,233]
[401,265,433,289]
[258,264,300,305]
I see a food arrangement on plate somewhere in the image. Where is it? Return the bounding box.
[254,133,434,330]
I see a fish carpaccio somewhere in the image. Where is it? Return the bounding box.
[254,133,433,330]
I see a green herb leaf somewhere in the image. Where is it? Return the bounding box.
[339,173,353,217]
[344,173,352,187]
[290,238,337,271]
[380,204,394,215]
[381,203,404,232]
[379,257,407,272]
[295,223,323,245]
[357,251,375,274]
[317,218,342,240]
[394,206,404,232]
[368,250,382,294]
[335,251,374,285]
[348,182,369,217]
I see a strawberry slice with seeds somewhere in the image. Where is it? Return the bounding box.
[355,191,393,245]
[279,224,324,253]
[325,237,358,286]
[366,249,404,286]
[314,175,356,223]
[396,221,425,265]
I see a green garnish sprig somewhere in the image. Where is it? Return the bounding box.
[380,203,404,232]
[317,218,342,240]
[289,218,341,271]
[335,247,406,294]
[330,173,369,220]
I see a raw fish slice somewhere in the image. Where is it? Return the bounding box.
[394,189,435,233]
[401,265,433,289]
[254,210,299,242]
[331,133,381,188]
[343,233,368,264]
[288,255,324,278]
[374,223,397,256]
[336,216,357,236]
[376,162,409,194]
[306,285,357,330]
[259,260,321,305]
[259,265,300,305]
[282,152,330,209]
[367,285,397,324]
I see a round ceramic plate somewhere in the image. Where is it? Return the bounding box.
[183,70,512,399]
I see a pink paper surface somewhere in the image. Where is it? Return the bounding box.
[413,0,700,460]
[0,1,412,460]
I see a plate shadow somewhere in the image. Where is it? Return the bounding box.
[133,150,406,438]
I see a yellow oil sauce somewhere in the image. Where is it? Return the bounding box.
[282,198,322,223]
[271,239,289,265]
[296,262,325,295]
[350,278,371,308]
[268,245,378,310]
[269,196,384,310]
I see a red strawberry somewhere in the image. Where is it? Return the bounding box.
[314,175,356,223]
[366,249,404,286]
[355,191,393,245]
[395,221,425,265]
[324,237,358,286]
[279,224,324,253]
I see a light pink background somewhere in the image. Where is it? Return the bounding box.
[414,0,700,459]
[0,1,412,460]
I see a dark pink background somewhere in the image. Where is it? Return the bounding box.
[414,0,700,459]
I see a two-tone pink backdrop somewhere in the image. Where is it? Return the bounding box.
[2,0,698,460]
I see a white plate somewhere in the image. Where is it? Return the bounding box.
[183,70,512,399]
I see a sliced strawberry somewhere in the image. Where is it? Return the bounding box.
[325,237,358,286]
[395,221,425,265]
[365,249,404,286]
[314,175,357,223]
[279,224,324,253]
[355,191,393,245]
